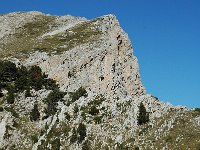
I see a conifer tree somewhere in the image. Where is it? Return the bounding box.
[30,103,40,121]
[77,123,86,143]
[137,102,149,125]
[6,92,15,104]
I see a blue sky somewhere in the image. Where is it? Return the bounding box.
[0,0,199,108]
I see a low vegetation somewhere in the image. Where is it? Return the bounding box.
[44,89,66,116]
[70,123,87,143]
[0,15,103,58]
[69,86,88,103]
[0,60,57,96]
[0,60,65,118]
[30,103,40,121]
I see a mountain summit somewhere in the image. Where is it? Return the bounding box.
[0,12,199,150]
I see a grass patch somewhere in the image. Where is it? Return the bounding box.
[1,16,102,58]
[1,15,56,58]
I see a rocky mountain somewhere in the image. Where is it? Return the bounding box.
[0,11,200,150]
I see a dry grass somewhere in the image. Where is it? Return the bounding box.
[0,15,102,59]
[137,110,200,149]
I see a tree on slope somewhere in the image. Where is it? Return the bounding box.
[137,102,149,125]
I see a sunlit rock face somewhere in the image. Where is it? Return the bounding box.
[21,14,146,99]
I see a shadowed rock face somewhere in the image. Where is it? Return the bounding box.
[0,12,199,150]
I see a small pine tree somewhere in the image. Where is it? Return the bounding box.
[25,86,32,98]
[0,91,3,98]
[64,112,70,121]
[28,65,43,90]
[0,60,18,82]
[30,103,40,121]
[137,102,149,125]
[69,86,88,102]
[70,128,78,143]
[89,106,99,116]
[74,104,79,114]
[15,76,28,91]
[6,92,15,104]
[44,89,65,116]
[77,123,87,143]
[0,107,3,112]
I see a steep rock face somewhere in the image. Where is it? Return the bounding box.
[1,12,145,98]
[21,14,145,98]
[0,12,200,150]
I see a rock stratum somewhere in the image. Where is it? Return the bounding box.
[0,11,200,150]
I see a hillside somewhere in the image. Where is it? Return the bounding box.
[0,11,200,150]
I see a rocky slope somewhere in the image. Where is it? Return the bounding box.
[0,11,200,150]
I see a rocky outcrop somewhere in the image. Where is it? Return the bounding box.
[20,14,146,99]
[0,12,199,150]
[1,12,145,98]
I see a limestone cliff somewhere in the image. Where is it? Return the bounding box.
[1,11,145,98]
[0,12,200,150]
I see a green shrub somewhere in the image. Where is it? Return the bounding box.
[135,146,140,150]
[31,135,38,144]
[15,66,28,91]
[15,64,57,92]
[74,104,79,114]
[28,65,44,90]
[77,123,87,143]
[6,92,15,104]
[44,89,65,116]
[17,66,28,76]
[44,78,58,90]
[13,120,19,128]
[69,86,87,103]
[137,102,149,125]
[65,112,70,121]
[70,128,78,143]
[0,106,4,112]
[30,103,40,121]
[81,112,86,120]
[0,60,18,82]
[0,60,66,120]
[81,94,105,115]
[88,94,105,106]
[51,138,61,150]
[0,91,4,98]
[195,108,200,114]
[15,76,28,92]
[116,142,129,150]
[68,71,72,78]
[25,86,32,98]
[89,106,99,116]
[28,65,42,78]
[94,115,102,124]
[70,123,87,144]
[9,144,17,150]
[4,107,19,118]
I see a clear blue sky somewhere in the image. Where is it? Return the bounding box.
[0,0,199,108]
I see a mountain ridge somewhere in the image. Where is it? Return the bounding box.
[0,11,199,150]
